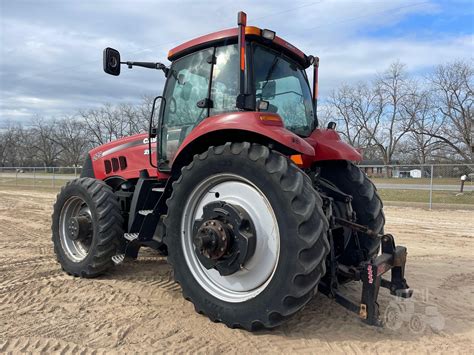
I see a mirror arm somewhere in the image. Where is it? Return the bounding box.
[121,61,169,75]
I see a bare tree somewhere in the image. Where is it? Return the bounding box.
[80,97,153,146]
[328,83,383,150]
[0,124,22,167]
[80,104,125,146]
[0,127,13,167]
[16,126,40,166]
[51,117,90,166]
[30,117,62,167]
[328,62,415,167]
[402,85,443,163]
[364,62,416,165]
[425,60,473,162]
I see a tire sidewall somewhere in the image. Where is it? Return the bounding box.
[166,147,325,326]
[52,180,109,275]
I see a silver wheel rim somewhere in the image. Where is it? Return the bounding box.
[59,196,93,262]
[181,173,280,303]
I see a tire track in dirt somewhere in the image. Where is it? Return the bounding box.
[0,255,55,271]
[0,337,104,354]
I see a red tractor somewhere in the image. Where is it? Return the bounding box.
[52,12,412,330]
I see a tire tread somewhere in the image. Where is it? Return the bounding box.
[164,142,329,330]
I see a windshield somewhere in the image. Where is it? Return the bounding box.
[252,44,315,136]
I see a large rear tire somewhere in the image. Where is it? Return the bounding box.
[52,177,124,277]
[318,161,385,265]
[165,143,329,330]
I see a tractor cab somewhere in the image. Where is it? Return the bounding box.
[103,13,325,172]
[160,33,315,167]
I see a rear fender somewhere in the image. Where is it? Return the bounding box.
[171,112,315,173]
[303,128,362,165]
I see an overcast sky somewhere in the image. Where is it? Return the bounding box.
[0,0,473,126]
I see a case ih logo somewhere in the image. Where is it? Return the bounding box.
[142,137,157,144]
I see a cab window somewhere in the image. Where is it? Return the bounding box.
[252,44,314,137]
[160,48,213,165]
[210,44,239,115]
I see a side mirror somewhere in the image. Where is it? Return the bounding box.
[103,47,121,76]
[262,80,276,100]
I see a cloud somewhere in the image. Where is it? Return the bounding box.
[319,34,474,90]
[0,0,472,125]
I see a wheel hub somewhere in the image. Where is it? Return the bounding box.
[193,201,256,276]
[194,220,230,260]
[67,215,92,241]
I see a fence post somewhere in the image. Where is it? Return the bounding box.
[33,167,36,188]
[52,167,55,188]
[74,166,77,178]
[429,164,434,210]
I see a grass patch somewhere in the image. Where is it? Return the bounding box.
[1,180,472,205]
[0,177,70,188]
[378,189,474,205]
[371,177,470,186]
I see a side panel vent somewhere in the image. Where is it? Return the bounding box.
[111,157,119,172]
[104,160,112,174]
[119,156,127,170]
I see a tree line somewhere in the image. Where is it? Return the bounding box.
[322,60,472,164]
[0,98,154,167]
[0,60,472,167]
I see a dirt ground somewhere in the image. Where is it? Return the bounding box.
[0,188,473,353]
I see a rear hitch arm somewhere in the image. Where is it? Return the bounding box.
[358,233,412,326]
[320,217,413,326]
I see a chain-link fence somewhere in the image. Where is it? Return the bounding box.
[0,167,82,189]
[359,164,474,209]
[0,164,473,208]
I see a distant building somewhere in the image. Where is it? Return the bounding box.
[393,168,422,178]
[359,160,388,177]
[392,167,424,178]
[359,161,425,178]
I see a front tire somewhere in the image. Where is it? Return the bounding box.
[165,143,329,330]
[52,177,124,277]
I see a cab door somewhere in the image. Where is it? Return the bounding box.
[159,48,213,170]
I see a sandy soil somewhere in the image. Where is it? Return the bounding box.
[0,188,473,353]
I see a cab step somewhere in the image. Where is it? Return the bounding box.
[111,254,125,265]
[138,210,153,216]
[124,233,139,241]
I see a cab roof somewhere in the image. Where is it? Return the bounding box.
[167,26,310,68]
